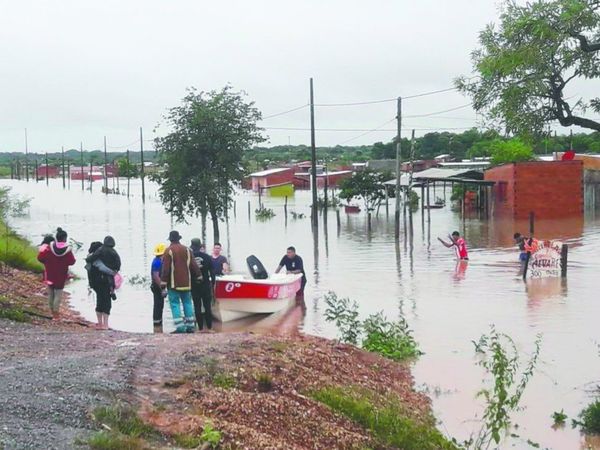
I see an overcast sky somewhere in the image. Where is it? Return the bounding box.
[0,0,596,153]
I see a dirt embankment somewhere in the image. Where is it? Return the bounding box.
[0,267,443,450]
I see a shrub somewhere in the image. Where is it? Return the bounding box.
[200,422,222,448]
[577,399,600,434]
[255,207,275,220]
[552,409,568,427]
[361,312,422,361]
[324,291,361,345]
[324,291,421,362]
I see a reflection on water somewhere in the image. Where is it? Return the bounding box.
[3,178,600,449]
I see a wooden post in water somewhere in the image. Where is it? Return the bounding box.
[34,159,38,183]
[336,208,340,234]
[284,196,288,217]
[426,182,431,223]
[103,136,108,195]
[67,161,71,189]
[233,200,236,219]
[80,142,84,191]
[140,127,146,204]
[61,146,66,189]
[394,97,402,240]
[126,149,131,198]
[247,200,251,221]
[24,128,29,182]
[461,183,466,222]
[420,184,425,216]
[45,153,49,186]
[309,78,318,229]
[561,244,568,277]
[529,211,535,235]
[89,161,93,192]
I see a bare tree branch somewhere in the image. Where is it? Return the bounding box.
[571,33,600,52]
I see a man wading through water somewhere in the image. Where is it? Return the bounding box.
[190,238,215,331]
[161,231,201,333]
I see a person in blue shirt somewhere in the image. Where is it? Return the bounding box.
[275,246,306,296]
[151,243,167,330]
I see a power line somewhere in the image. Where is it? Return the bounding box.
[404,103,473,118]
[314,86,461,107]
[261,104,309,120]
[264,125,475,132]
[336,118,397,146]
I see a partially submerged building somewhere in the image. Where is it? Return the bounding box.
[484,161,583,219]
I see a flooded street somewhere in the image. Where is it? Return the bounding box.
[3,178,600,449]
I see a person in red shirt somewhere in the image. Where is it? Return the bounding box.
[438,231,469,260]
[37,227,76,320]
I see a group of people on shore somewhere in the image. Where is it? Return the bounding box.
[150,231,230,333]
[37,226,306,333]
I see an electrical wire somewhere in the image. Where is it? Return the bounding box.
[264,125,475,132]
[261,104,309,120]
[335,118,397,146]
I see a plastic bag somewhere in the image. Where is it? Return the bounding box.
[114,272,123,290]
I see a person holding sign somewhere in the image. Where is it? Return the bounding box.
[513,233,538,262]
[438,231,469,260]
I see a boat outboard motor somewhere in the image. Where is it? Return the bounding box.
[246,255,268,280]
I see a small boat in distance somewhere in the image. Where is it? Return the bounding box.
[212,255,302,323]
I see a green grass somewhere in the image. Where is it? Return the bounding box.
[173,422,222,449]
[0,305,30,323]
[212,372,237,389]
[310,386,457,450]
[87,431,144,450]
[0,222,43,272]
[93,405,156,439]
[174,433,204,448]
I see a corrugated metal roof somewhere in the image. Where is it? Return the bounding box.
[250,167,292,177]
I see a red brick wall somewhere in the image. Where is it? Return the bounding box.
[513,161,583,219]
[484,161,583,219]
[485,163,516,217]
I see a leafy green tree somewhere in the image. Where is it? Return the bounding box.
[457,0,600,135]
[489,138,534,165]
[116,158,139,178]
[339,169,388,212]
[153,86,265,242]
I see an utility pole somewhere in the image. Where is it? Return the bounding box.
[24,128,29,182]
[310,78,318,228]
[80,142,84,191]
[570,129,573,150]
[140,127,146,203]
[126,149,131,198]
[45,152,49,186]
[61,146,66,189]
[394,97,402,240]
[104,136,108,194]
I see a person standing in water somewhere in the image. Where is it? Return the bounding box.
[161,231,201,333]
[514,233,538,262]
[275,246,307,295]
[150,243,167,330]
[37,228,76,321]
[86,236,121,330]
[190,238,215,331]
[438,231,469,260]
[211,243,229,276]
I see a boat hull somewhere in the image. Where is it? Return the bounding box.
[213,273,302,323]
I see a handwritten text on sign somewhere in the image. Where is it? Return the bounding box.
[527,240,563,278]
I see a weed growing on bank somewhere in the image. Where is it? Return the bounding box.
[311,385,458,450]
[464,327,542,449]
[324,291,421,361]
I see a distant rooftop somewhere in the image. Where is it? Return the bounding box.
[249,167,292,177]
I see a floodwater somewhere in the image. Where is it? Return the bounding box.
[3,177,600,449]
